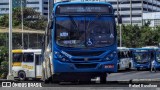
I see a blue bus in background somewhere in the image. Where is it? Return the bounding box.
[132,48,154,71]
[42,2,118,83]
[142,47,160,71]
[117,47,133,70]
[153,49,160,71]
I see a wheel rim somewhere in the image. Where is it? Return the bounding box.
[19,72,25,80]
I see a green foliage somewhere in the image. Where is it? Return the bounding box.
[117,25,160,48]
[0,34,8,46]
[0,46,8,79]
[0,46,8,68]
[0,61,8,79]
[0,15,9,27]
[0,7,47,30]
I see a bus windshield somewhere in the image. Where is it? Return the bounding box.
[118,51,128,59]
[156,52,160,63]
[134,52,149,63]
[56,16,115,48]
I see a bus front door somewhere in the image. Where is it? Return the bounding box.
[35,54,42,79]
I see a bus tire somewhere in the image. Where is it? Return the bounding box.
[100,73,106,84]
[137,68,140,71]
[129,63,131,70]
[118,64,120,70]
[18,71,26,81]
[42,68,46,81]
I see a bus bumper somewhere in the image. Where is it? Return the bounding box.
[135,64,150,69]
[53,72,107,82]
[53,59,117,73]
[155,64,160,69]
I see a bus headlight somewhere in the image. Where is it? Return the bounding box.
[104,51,116,61]
[54,51,70,62]
[55,51,63,59]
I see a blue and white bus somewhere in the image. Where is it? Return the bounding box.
[117,47,133,70]
[132,48,154,71]
[142,46,160,71]
[153,48,160,71]
[42,2,118,83]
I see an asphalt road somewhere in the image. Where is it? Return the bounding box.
[108,70,160,81]
[1,70,160,90]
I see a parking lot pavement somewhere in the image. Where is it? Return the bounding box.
[0,70,160,89]
[107,70,160,81]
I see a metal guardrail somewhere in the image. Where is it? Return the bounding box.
[0,28,45,34]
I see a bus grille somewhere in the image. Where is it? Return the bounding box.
[66,51,105,56]
[74,64,97,69]
[72,58,100,62]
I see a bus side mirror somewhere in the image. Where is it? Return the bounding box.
[117,15,122,24]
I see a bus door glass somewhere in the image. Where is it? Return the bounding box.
[22,53,34,71]
[35,54,42,78]
[150,51,155,63]
[121,51,126,65]
[156,51,160,63]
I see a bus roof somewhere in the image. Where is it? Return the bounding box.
[117,47,133,51]
[54,2,112,6]
[133,48,160,52]
[142,46,159,49]
[12,49,41,53]
[53,2,113,15]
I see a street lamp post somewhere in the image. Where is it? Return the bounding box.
[48,0,50,23]
[117,0,123,47]
[118,1,129,47]
[119,1,125,47]
[21,0,24,49]
[7,0,14,80]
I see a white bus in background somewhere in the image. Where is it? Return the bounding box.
[12,49,42,80]
[117,47,133,70]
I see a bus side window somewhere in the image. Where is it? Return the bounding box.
[150,52,154,60]
[13,53,23,62]
[128,51,132,58]
[35,55,41,65]
[23,53,34,62]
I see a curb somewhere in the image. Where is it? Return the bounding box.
[0,79,18,83]
[131,78,160,83]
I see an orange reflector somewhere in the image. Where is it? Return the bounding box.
[104,65,114,69]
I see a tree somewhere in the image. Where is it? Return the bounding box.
[0,15,9,27]
[117,25,160,48]
[0,7,47,30]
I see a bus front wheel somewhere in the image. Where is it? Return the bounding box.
[129,63,132,70]
[100,73,107,84]
[18,71,26,81]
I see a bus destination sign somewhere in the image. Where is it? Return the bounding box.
[56,4,112,15]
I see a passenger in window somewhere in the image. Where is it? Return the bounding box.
[24,56,27,62]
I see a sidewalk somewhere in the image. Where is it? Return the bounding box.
[0,79,18,83]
